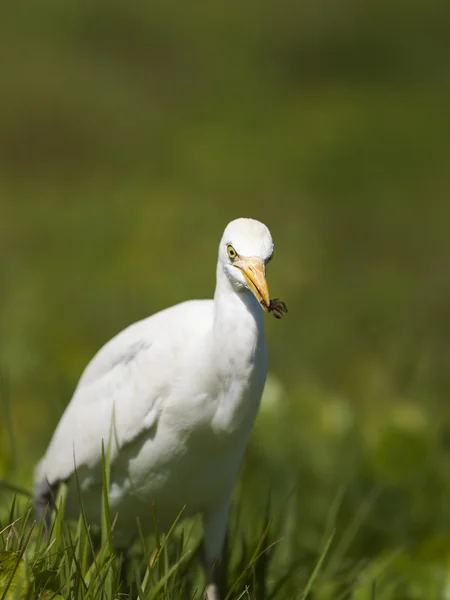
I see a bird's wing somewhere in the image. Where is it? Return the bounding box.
[35,299,213,489]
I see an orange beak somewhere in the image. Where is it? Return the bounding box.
[234,257,270,312]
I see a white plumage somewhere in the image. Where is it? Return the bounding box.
[34,218,285,599]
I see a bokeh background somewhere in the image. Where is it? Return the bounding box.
[1,0,450,596]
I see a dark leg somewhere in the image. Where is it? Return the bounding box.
[205,538,228,600]
[203,501,230,600]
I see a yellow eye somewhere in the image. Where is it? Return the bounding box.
[227,244,237,260]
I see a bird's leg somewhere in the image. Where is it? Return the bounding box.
[34,479,58,541]
[203,501,230,600]
[205,543,228,600]
[205,569,222,600]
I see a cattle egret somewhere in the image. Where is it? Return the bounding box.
[34,217,287,599]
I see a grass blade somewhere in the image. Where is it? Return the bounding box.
[299,529,335,600]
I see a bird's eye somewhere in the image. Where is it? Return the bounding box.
[266,252,274,264]
[227,244,237,260]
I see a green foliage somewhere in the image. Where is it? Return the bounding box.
[0,490,387,599]
[1,470,450,599]
[0,551,27,599]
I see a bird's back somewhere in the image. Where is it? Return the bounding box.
[34,299,215,518]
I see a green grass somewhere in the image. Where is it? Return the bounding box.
[0,489,358,600]
[0,488,326,600]
[0,470,447,600]
[4,378,450,599]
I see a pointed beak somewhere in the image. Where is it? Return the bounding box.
[234,257,270,312]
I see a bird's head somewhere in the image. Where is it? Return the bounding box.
[219,218,287,318]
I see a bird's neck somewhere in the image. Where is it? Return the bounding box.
[208,265,267,437]
[212,266,265,362]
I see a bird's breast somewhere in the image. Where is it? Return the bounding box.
[209,341,267,439]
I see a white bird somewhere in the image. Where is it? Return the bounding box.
[34,217,287,599]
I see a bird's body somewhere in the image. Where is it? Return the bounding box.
[34,218,285,599]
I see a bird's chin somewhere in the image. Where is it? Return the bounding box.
[247,288,270,312]
[243,286,270,312]
[227,267,247,288]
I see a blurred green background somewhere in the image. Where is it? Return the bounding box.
[1,0,450,596]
